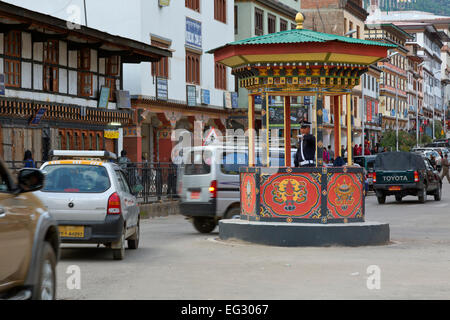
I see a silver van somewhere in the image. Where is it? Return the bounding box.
[178,145,295,233]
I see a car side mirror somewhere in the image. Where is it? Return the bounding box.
[17,169,45,193]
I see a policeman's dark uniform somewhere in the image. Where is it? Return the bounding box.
[294,122,316,167]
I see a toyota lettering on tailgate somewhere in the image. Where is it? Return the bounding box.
[383,176,408,182]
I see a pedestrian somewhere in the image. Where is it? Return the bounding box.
[23,150,35,168]
[430,155,437,171]
[441,154,450,183]
[341,145,346,159]
[118,150,131,169]
[333,156,346,167]
[294,121,316,167]
[328,145,335,163]
[323,147,330,165]
[357,144,363,156]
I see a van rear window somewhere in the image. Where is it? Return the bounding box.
[184,151,212,175]
[42,165,110,193]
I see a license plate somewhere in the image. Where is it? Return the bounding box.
[389,186,401,191]
[59,226,85,238]
[190,191,200,199]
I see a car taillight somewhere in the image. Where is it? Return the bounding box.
[107,192,121,215]
[373,173,376,183]
[368,172,373,179]
[209,180,217,198]
[414,171,419,182]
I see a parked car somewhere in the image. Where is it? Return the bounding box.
[0,161,60,300]
[178,146,296,233]
[34,150,140,260]
[426,139,450,148]
[354,155,377,191]
[373,152,442,204]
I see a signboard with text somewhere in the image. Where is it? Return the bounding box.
[186,17,202,49]
[187,85,197,107]
[159,0,170,6]
[156,77,168,101]
[117,90,131,109]
[98,86,110,108]
[201,89,210,105]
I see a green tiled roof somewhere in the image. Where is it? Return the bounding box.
[228,28,397,48]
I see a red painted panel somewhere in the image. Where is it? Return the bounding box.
[327,173,363,219]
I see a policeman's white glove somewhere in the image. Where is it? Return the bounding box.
[297,134,304,139]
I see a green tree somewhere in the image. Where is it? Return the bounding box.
[380,129,416,152]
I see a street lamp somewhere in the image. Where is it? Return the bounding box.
[416,61,425,147]
[386,51,400,151]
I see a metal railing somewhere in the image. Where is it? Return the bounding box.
[121,162,179,204]
[5,160,179,204]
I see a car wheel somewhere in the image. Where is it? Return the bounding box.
[192,217,217,234]
[32,242,57,300]
[112,228,126,260]
[434,184,442,201]
[395,194,402,202]
[225,207,241,220]
[377,194,386,204]
[127,220,140,250]
[418,187,427,203]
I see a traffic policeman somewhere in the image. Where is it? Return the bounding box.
[294,121,316,167]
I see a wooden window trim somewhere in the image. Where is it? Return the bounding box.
[280,19,287,32]
[106,56,119,76]
[4,59,21,88]
[5,31,21,58]
[78,71,93,97]
[151,40,169,78]
[186,50,200,85]
[255,8,264,36]
[214,0,226,24]
[268,14,276,34]
[78,48,91,71]
[43,65,59,93]
[44,40,59,65]
[215,62,227,90]
[105,77,116,102]
[185,0,200,13]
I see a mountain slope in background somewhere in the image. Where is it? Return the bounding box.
[363,0,450,17]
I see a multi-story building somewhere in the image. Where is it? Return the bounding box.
[0,2,170,165]
[366,6,450,138]
[406,42,424,136]
[361,66,382,147]
[365,23,411,135]
[8,0,236,163]
[301,0,370,149]
[233,0,299,130]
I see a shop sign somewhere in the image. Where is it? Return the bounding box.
[224,92,232,109]
[159,0,170,6]
[187,85,197,106]
[231,92,238,108]
[0,74,5,95]
[156,77,168,101]
[201,89,210,105]
[30,107,47,125]
[104,129,119,139]
[117,90,131,109]
[186,17,202,49]
[98,86,110,108]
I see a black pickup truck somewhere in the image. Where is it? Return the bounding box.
[373,152,442,204]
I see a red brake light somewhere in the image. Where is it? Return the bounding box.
[373,173,376,183]
[209,180,217,198]
[107,192,121,215]
[414,171,419,182]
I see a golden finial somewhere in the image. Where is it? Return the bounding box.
[295,12,305,30]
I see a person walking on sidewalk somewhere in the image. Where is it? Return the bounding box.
[441,154,450,183]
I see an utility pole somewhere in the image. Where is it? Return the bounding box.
[396,74,399,151]
[84,0,88,27]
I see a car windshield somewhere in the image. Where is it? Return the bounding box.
[375,152,426,171]
[42,165,111,193]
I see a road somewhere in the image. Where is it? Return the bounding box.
[57,182,450,300]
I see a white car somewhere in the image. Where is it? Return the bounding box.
[34,151,140,260]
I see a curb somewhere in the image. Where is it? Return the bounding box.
[139,200,180,219]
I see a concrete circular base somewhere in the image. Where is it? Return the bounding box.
[219,220,390,247]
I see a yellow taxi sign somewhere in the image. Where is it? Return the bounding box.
[47,160,104,166]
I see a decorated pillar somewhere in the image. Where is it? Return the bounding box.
[316,92,324,167]
[333,95,341,157]
[248,94,255,167]
[123,126,142,163]
[284,96,291,167]
[346,93,353,165]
